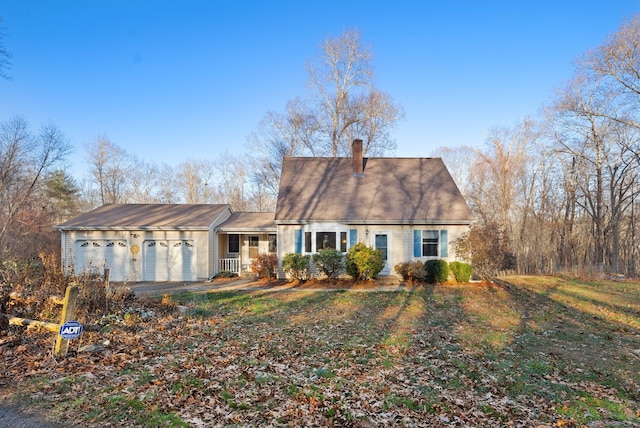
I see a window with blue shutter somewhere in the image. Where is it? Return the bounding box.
[440,230,448,258]
[414,230,421,257]
[349,229,357,247]
[294,229,302,254]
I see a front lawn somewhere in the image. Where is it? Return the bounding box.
[1,276,638,426]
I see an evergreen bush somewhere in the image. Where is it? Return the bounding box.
[312,248,344,279]
[346,243,385,280]
[449,261,472,282]
[424,259,450,283]
[282,253,311,282]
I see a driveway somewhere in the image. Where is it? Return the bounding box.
[128,277,404,298]
[128,278,255,297]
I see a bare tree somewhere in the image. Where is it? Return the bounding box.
[551,67,640,274]
[431,145,478,199]
[0,17,11,80]
[210,152,249,211]
[175,159,216,204]
[128,156,162,203]
[86,137,131,205]
[251,29,403,195]
[306,29,402,156]
[578,14,640,131]
[468,120,537,229]
[0,117,71,256]
[249,98,318,198]
[154,163,179,203]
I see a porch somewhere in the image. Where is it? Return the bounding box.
[214,211,277,277]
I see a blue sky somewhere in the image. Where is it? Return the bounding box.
[1,1,639,179]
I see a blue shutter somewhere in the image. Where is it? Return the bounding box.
[349,229,357,247]
[414,230,422,257]
[440,230,448,258]
[295,229,302,254]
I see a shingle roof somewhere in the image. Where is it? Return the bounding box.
[56,204,230,230]
[275,157,473,224]
[217,212,276,232]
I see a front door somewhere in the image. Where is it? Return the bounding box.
[374,233,390,275]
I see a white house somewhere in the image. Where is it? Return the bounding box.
[274,139,473,276]
[57,140,473,282]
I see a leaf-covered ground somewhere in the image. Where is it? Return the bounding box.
[1,276,639,427]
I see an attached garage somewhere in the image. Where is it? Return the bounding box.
[56,204,233,282]
[142,240,196,281]
[73,239,129,281]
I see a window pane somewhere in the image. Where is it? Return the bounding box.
[422,230,438,257]
[268,234,277,253]
[229,234,240,253]
[305,232,312,253]
[316,232,336,251]
[249,236,259,259]
[375,234,388,260]
[423,243,438,257]
[340,232,347,252]
[424,230,439,240]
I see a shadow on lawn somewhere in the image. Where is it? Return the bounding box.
[494,277,640,404]
[171,280,639,425]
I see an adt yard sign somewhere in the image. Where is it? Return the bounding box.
[59,320,83,340]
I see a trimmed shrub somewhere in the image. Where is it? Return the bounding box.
[346,243,385,280]
[424,259,449,283]
[215,270,237,278]
[394,261,425,282]
[282,253,311,282]
[250,253,279,282]
[449,261,472,282]
[312,248,344,279]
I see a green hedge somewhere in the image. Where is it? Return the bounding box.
[282,253,311,282]
[346,243,385,280]
[449,261,473,282]
[424,259,450,283]
[312,248,344,279]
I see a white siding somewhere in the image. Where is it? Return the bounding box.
[277,223,471,278]
[59,229,211,282]
[209,207,232,277]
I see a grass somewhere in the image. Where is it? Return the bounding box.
[1,276,639,426]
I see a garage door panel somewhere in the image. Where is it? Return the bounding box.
[143,240,196,282]
[143,241,168,281]
[74,240,128,281]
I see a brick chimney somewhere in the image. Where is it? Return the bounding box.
[352,139,364,176]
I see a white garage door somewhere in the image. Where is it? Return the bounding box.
[74,240,129,282]
[142,240,196,281]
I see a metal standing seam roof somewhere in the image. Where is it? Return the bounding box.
[56,204,231,230]
[275,157,474,224]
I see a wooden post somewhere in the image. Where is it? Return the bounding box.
[53,285,79,358]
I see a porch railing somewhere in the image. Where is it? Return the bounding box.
[218,258,241,274]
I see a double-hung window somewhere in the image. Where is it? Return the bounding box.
[422,230,439,257]
[414,229,448,258]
